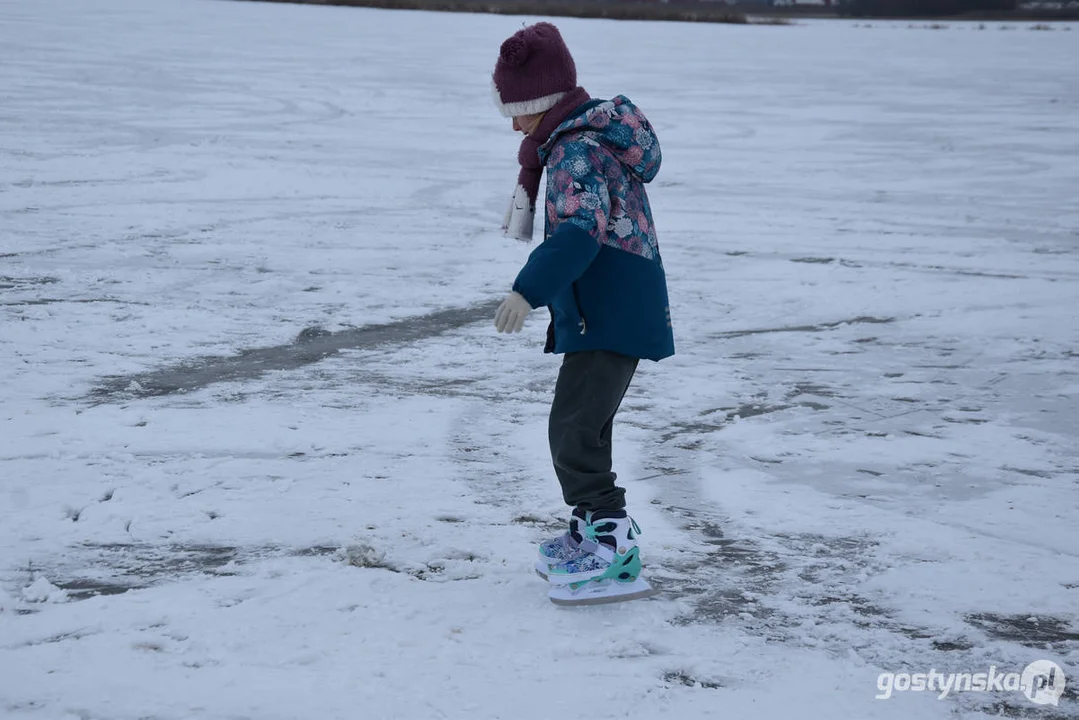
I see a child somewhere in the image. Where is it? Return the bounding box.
[490,23,675,605]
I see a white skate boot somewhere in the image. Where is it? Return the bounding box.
[545,510,658,606]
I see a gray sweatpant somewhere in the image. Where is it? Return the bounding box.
[548,350,639,512]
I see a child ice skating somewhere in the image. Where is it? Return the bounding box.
[490,23,675,605]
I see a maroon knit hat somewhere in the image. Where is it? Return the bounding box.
[492,22,577,118]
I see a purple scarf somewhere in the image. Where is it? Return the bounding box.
[516,87,591,211]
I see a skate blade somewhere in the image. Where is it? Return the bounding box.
[548,577,659,606]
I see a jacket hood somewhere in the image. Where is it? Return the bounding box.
[542,95,661,183]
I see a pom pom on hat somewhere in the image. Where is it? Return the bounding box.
[499,35,529,67]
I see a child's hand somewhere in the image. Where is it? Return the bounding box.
[494,291,532,333]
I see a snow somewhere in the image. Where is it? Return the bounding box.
[2,0,1078,718]
[18,578,69,605]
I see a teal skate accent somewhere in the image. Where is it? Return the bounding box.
[568,547,642,591]
[630,517,641,538]
[582,515,621,543]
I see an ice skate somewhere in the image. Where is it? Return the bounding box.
[545,510,659,606]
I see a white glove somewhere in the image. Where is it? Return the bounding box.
[494,291,532,334]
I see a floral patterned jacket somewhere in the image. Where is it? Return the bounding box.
[512,96,674,361]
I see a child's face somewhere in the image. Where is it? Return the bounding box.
[512,113,544,136]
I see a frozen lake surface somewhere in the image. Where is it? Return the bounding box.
[1,1,1078,717]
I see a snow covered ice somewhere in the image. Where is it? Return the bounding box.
[2,0,1078,717]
